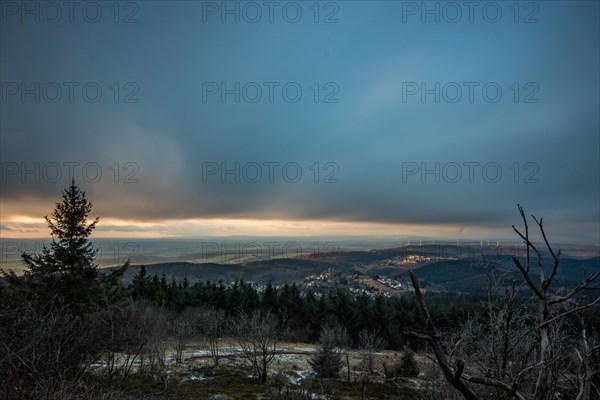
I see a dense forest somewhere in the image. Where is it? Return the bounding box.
[126,265,484,348]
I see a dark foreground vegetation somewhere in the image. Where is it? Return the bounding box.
[1,181,599,399]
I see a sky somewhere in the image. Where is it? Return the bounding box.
[1,1,599,245]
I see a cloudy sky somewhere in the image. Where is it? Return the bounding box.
[1,1,599,245]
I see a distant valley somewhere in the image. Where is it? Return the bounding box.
[111,244,600,296]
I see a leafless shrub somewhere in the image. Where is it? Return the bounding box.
[231,310,281,383]
[171,307,198,364]
[198,307,226,367]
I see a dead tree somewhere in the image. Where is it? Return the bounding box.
[358,330,384,377]
[172,308,197,364]
[232,311,281,383]
[199,307,225,367]
[408,270,522,400]
[511,205,599,400]
[407,205,599,400]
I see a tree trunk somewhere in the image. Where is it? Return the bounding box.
[346,353,351,382]
[262,357,268,383]
[533,301,551,400]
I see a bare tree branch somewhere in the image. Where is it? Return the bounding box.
[408,270,482,400]
[461,374,526,400]
[531,216,562,291]
[542,297,600,328]
[512,257,544,299]
[549,272,600,305]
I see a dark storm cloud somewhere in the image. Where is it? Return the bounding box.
[1,1,598,243]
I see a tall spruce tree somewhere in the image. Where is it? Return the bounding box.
[11,179,125,313]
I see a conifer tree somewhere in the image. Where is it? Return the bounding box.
[310,326,343,379]
[6,179,126,313]
[131,265,151,300]
[396,345,420,377]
